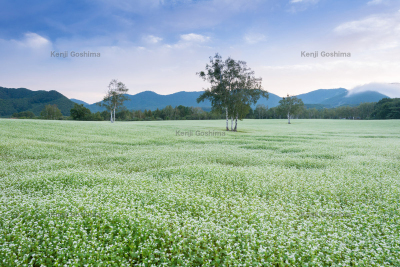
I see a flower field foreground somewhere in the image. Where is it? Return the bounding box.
[0,119,399,266]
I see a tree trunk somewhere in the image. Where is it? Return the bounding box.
[113,108,116,122]
[226,108,229,131]
[234,113,238,132]
[110,110,113,123]
[287,112,291,124]
[231,117,233,131]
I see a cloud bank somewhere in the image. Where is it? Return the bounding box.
[348,83,400,98]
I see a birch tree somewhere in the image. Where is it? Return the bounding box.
[40,104,63,120]
[98,79,129,123]
[197,53,268,131]
[256,104,267,119]
[277,94,304,124]
[225,58,268,131]
[197,53,230,130]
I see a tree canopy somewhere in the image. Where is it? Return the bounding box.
[97,80,129,123]
[40,104,63,120]
[197,53,268,131]
[371,98,400,119]
[277,94,305,124]
[71,103,93,121]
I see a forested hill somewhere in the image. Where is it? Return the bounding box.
[0,87,75,117]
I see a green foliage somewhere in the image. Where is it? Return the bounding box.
[197,53,268,122]
[70,103,92,120]
[40,104,63,120]
[11,111,36,119]
[371,98,400,119]
[0,87,75,117]
[196,53,230,114]
[0,120,399,265]
[70,101,399,122]
[277,95,305,123]
[89,112,104,121]
[67,101,399,122]
[256,102,377,120]
[97,79,129,122]
[254,104,267,119]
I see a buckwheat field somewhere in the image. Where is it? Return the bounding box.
[1,119,399,266]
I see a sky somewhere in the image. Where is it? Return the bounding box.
[0,0,400,104]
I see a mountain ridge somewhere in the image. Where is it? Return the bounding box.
[0,87,75,117]
[0,86,390,117]
[73,88,389,112]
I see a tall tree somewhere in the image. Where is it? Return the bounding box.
[197,53,268,131]
[277,94,305,124]
[197,53,230,130]
[255,104,267,119]
[227,60,267,131]
[40,104,63,120]
[70,104,91,120]
[98,79,129,123]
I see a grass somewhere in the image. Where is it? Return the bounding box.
[0,119,399,266]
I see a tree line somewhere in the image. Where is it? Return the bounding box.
[12,97,398,121]
[250,99,399,120]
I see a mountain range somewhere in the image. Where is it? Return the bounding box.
[77,88,389,112]
[0,86,390,117]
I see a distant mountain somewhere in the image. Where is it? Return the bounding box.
[248,93,282,109]
[0,87,75,117]
[70,98,89,106]
[78,88,390,113]
[320,90,389,107]
[83,91,282,112]
[297,88,348,104]
[1,86,389,118]
[85,91,210,112]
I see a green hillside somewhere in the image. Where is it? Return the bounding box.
[0,87,75,117]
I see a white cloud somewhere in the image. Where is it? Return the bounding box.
[348,83,400,98]
[334,16,394,34]
[180,33,210,43]
[244,33,266,44]
[162,33,211,49]
[0,32,52,60]
[23,33,50,48]
[333,11,400,51]
[143,35,163,44]
[8,32,51,49]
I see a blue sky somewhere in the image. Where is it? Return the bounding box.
[1,0,400,103]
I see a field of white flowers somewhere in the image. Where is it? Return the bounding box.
[0,119,399,266]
